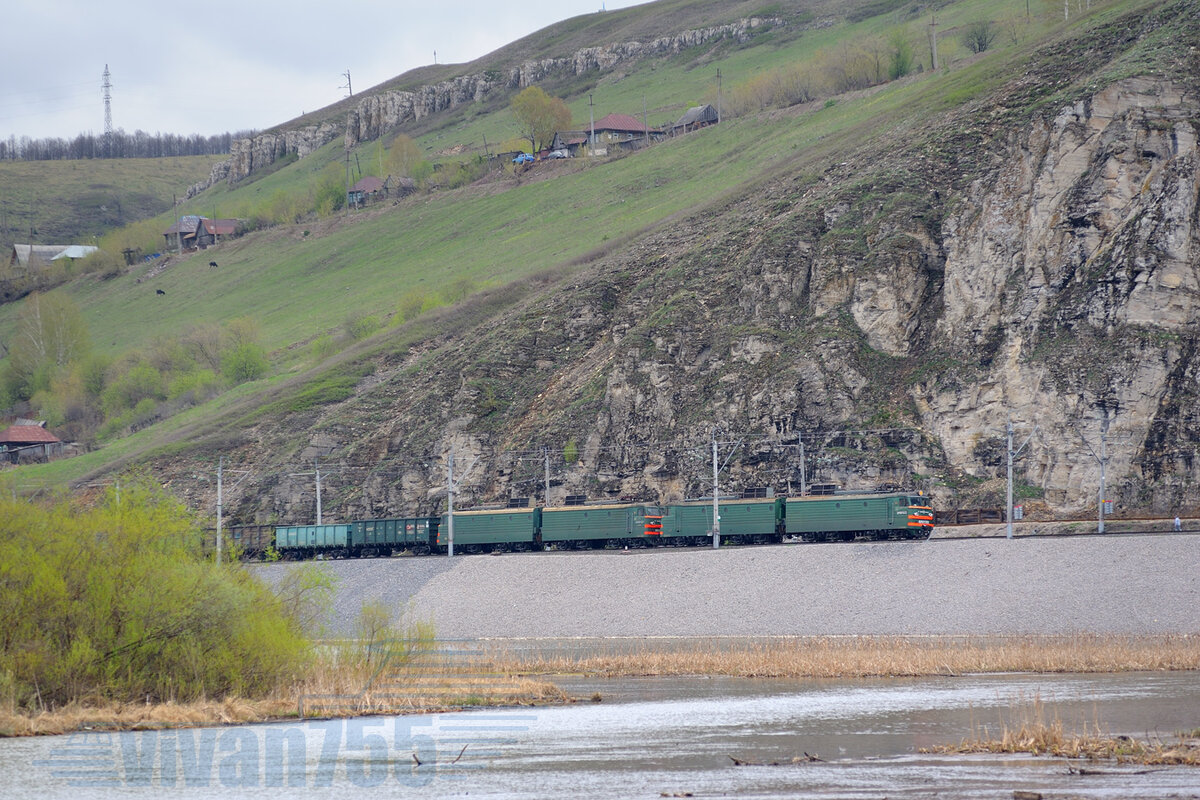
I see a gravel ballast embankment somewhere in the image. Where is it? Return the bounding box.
[253,534,1200,639]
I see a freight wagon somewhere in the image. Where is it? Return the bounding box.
[265,489,932,559]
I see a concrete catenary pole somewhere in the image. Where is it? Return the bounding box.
[712,432,721,549]
[447,449,455,557]
[217,456,224,565]
[314,458,322,525]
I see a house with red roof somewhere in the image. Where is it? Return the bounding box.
[0,422,63,463]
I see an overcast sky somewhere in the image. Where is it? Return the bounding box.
[1,0,649,141]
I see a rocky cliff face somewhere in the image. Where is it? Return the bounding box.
[185,17,779,197]
[922,77,1199,513]
[343,18,777,146]
[228,74,1198,525]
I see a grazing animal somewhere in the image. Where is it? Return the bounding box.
[156,289,166,295]
[209,261,218,268]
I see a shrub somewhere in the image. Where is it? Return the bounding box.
[311,333,339,361]
[221,341,269,383]
[962,20,998,54]
[0,479,313,707]
[344,312,381,341]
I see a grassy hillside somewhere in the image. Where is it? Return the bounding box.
[0,156,221,255]
[1,0,1188,505]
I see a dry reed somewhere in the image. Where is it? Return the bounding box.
[479,634,1200,678]
[926,696,1200,765]
[0,640,566,738]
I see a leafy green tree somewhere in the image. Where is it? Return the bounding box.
[511,86,572,154]
[314,163,346,217]
[888,31,915,80]
[5,291,90,399]
[386,134,429,180]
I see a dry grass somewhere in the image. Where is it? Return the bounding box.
[289,644,567,718]
[926,697,1200,765]
[0,697,295,738]
[479,634,1200,678]
[0,640,566,738]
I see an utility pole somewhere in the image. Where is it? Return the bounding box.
[215,457,251,565]
[289,458,333,527]
[447,450,455,557]
[217,457,223,564]
[544,447,551,506]
[1005,419,1038,540]
[345,145,351,216]
[643,94,650,147]
[1098,419,1109,534]
[1076,413,1113,535]
[589,93,596,154]
[712,432,720,549]
[716,68,722,125]
[929,15,939,71]
[444,448,481,557]
[800,439,808,496]
[315,458,323,525]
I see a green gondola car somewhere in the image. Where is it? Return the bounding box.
[274,523,353,555]
[352,516,439,554]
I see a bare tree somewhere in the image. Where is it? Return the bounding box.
[962,20,998,54]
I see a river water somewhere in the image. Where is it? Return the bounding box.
[2,671,1197,798]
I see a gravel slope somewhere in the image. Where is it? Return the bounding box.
[253,534,1200,638]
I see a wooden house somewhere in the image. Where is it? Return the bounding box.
[671,104,719,134]
[0,422,63,463]
[162,216,240,250]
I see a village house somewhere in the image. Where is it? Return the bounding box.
[348,176,386,208]
[0,421,64,464]
[162,216,240,251]
[548,130,589,157]
[8,244,99,271]
[588,113,663,154]
[671,104,719,135]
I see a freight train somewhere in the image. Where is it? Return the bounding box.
[221,489,933,559]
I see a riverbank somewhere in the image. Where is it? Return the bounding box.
[7,634,1198,737]
[0,675,567,738]
[480,634,1200,678]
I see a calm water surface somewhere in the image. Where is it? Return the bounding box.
[2,671,1198,799]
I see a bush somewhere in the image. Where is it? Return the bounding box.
[222,341,269,383]
[0,479,313,707]
[440,277,476,305]
[344,312,381,341]
[311,333,339,361]
[962,20,997,54]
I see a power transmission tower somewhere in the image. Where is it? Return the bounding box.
[340,69,353,97]
[102,64,113,157]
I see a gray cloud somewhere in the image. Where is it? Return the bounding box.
[0,0,645,139]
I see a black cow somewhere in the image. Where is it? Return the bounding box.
[209,261,218,268]
[156,289,166,295]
